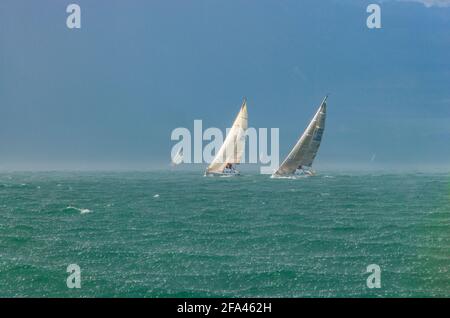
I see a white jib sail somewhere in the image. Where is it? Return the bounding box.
[273,96,327,176]
[206,99,248,174]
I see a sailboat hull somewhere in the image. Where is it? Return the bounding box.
[271,172,314,179]
[204,170,241,177]
[272,168,315,179]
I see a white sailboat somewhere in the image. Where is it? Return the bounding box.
[171,147,184,166]
[205,98,248,176]
[272,95,328,178]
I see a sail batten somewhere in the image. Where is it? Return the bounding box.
[206,99,248,174]
[273,96,327,176]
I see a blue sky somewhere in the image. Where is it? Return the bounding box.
[0,0,449,170]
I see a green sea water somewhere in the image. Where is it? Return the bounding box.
[0,171,449,297]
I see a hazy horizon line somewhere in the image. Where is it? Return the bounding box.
[0,162,449,174]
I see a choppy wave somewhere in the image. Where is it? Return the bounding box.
[64,206,92,214]
[0,171,448,297]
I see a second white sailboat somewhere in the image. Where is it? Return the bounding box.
[205,98,248,176]
[272,95,328,178]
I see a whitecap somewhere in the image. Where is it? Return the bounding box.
[153,194,160,198]
[65,206,92,214]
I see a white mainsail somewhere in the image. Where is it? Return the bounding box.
[206,98,248,175]
[273,96,327,176]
